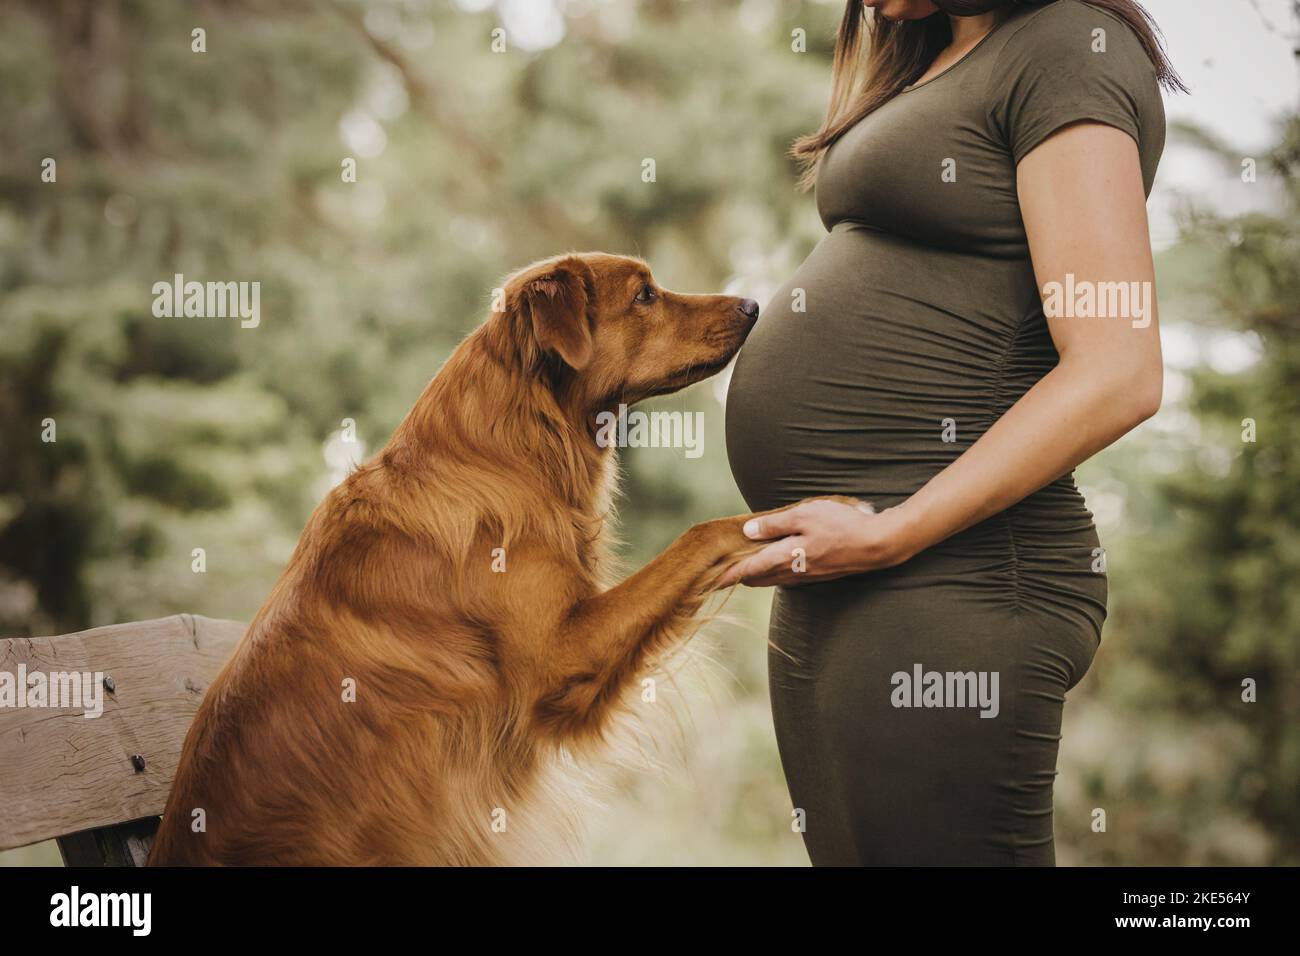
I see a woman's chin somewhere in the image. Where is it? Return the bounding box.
[865,0,942,20]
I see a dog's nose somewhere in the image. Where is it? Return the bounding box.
[737,298,760,320]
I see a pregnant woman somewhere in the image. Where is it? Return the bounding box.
[724,0,1180,865]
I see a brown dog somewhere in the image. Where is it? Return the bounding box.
[149,252,782,865]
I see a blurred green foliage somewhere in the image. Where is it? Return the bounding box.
[1059,117,1300,865]
[0,0,1294,866]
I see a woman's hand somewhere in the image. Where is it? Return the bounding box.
[717,496,920,588]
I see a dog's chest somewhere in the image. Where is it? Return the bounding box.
[574,516,617,588]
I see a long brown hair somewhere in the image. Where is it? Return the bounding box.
[791,0,1186,190]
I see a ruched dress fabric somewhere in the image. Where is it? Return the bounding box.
[725,0,1166,865]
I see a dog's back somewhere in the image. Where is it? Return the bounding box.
[153,393,598,865]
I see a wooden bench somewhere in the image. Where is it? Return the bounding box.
[0,615,244,865]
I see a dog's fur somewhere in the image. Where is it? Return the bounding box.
[149,253,784,865]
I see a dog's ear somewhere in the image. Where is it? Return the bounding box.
[506,256,595,371]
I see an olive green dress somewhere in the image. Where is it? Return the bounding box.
[725,0,1165,865]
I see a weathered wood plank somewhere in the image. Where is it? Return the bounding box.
[0,614,245,852]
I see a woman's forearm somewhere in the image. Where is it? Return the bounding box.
[891,353,1160,559]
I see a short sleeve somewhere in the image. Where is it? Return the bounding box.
[987,0,1160,168]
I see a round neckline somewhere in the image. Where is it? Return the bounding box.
[899,13,1017,94]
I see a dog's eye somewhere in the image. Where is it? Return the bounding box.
[634,284,657,304]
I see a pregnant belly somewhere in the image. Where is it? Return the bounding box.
[726,222,1107,636]
[728,222,1060,513]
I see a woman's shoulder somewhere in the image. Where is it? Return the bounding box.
[993,0,1157,76]
[982,0,1167,188]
